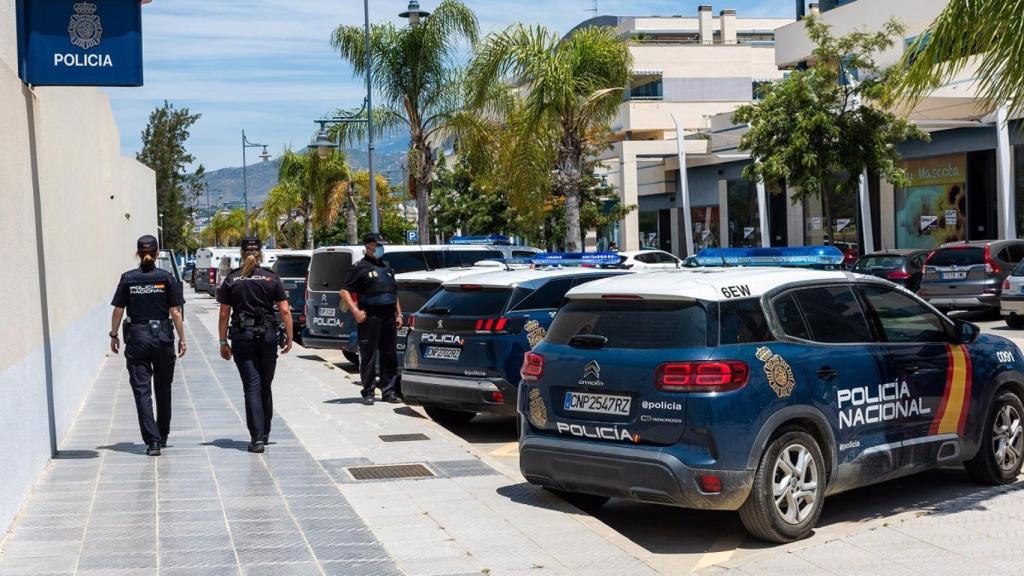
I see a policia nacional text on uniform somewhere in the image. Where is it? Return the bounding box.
[109,235,187,457]
[341,233,403,405]
[217,237,293,454]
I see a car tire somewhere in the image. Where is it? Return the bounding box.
[964,390,1024,485]
[342,351,359,365]
[545,488,610,513]
[423,406,476,426]
[739,428,826,543]
[1006,316,1024,330]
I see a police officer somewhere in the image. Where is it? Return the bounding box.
[109,235,186,456]
[341,233,402,406]
[217,238,293,454]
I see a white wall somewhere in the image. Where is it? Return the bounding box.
[0,10,156,536]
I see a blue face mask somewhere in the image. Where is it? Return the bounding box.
[373,246,385,259]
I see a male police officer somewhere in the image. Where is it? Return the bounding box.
[109,235,186,456]
[341,233,402,405]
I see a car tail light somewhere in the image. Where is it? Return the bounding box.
[655,361,748,393]
[887,270,911,280]
[475,317,511,332]
[984,245,1001,275]
[209,268,216,283]
[408,315,416,328]
[461,284,482,291]
[1004,279,1011,290]
[491,391,505,403]
[521,352,544,382]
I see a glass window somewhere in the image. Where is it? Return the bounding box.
[791,286,873,343]
[383,251,430,274]
[512,278,574,311]
[1007,244,1024,264]
[854,255,906,270]
[547,299,708,349]
[273,256,310,278]
[720,299,774,344]
[421,287,512,317]
[397,281,442,314]
[772,292,810,340]
[927,248,984,267]
[862,286,949,343]
[308,252,353,291]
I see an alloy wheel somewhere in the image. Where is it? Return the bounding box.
[992,404,1023,472]
[772,443,819,525]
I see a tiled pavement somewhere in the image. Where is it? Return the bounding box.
[0,307,400,576]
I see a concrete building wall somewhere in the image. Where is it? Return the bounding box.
[0,11,156,536]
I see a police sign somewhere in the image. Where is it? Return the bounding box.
[16,0,144,86]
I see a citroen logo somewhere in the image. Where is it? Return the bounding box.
[583,360,601,379]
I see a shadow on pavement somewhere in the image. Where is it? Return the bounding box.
[201,438,250,452]
[392,406,426,419]
[297,354,325,362]
[96,442,149,455]
[438,414,517,443]
[324,397,374,405]
[55,449,99,459]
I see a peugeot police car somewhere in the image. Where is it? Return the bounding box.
[518,253,1024,543]
[403,261,631,425]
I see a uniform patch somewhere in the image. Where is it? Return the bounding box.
[528,388,548,427]
[930,344,973,436]
[756,346,795,398]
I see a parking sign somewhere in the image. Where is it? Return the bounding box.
[406,230,419,243]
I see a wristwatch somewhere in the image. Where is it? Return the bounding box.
[109,332,118,339]
[219,339,228,345]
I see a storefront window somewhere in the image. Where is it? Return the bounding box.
[638,211,658,249]
[895,154,967,249]
[727,180,759,247]
[691,205,720,249]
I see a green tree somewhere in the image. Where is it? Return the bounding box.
[136,101,205,252]
[467,24,632,251]
[317,172,413,246]
[331,0,479,244]
[266,147,351,249]
[430,154,513,239]
[200,208,245,247]
[733,17,927,244]
[890,0,1024,114]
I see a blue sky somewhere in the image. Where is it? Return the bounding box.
[104,0,798,171]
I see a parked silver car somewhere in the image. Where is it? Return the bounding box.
[918,239,1024,312]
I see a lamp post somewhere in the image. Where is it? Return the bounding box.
[241,130,271,237]
[158,212,164,249]
[308,99,377,229]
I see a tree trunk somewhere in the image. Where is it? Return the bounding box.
[346,180,358,245]
[416,183,430,244]
[821,182,833,246]
[304,217,313,249]
[564,182,581,253]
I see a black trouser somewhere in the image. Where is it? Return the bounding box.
[357,308,398,400]
[124,326,175,445]
[231,333,278,440]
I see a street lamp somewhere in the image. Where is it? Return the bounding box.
[241,130,271,237]
[308,121,340,160]
[308,99,377,233]
[399,0,430,25]
[158,212,164,249]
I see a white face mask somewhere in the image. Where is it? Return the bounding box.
[373,245,385,259]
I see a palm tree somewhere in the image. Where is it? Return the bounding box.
[331,0,478,244]
[266,148,351,248]
[891,0,1024,114]
[467,24,632,251]
[201,208,245,247]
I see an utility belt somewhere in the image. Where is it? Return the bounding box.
[123,318,173,342]
[230,311,285,342]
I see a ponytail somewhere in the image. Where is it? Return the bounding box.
[241,249,261,276]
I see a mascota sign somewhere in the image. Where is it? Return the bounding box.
[17,0,144,86]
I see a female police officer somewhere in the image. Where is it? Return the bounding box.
[109,235,186,456]
[217,237,293,453]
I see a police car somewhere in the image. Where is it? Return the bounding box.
[518,262,1024,543]
[403,266,632,425]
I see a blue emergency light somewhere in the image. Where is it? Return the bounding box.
[531,251,622,267]
[693,246,845,269]
[448,234,512,245]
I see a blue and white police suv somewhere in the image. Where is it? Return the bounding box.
[518,253,1024,543]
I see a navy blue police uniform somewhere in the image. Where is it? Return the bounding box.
[344,237,400,402]
[111,237,184,448]
[217,245,287,445]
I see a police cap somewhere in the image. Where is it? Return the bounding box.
[240,237,261,251]
[362,233,386,246]
[137,235,159,252]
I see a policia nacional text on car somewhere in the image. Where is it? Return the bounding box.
[217,238,293,453]
[341,233,403,405]
[109,235,187,457]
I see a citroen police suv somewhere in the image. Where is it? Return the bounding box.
[403,266,631,425]
[518,266,1024,543]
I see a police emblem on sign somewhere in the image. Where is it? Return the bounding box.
[528,388,548,427]
[68,2,103,50]
[756,346,795,398]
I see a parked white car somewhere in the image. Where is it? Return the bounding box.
[616,249,681,269]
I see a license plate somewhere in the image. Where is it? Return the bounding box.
[397,327,409,337]
[424,346,461,360]
[318,307,336,317]
[942,272,967,280]
[563,391,631,416]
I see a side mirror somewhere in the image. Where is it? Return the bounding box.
[954,319,980,344]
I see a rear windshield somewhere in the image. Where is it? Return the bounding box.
[421,287,512,317]
[397,281,441,314]
[439,250,503,267]
[383,251,430,274]
[928,247,984,267]
[719,298,774,344]
[547,299,708,349]
[308,252,353,291]
[855,255,905,270]
[274,256,310,278]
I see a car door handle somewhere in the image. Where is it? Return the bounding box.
[901,363,920,374]
[816,367,837,381]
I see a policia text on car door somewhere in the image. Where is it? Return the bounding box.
[217,238,293,454]
[109,235,187,457]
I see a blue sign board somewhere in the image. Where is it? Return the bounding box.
[17,0,144,86]
[406,230,419,243]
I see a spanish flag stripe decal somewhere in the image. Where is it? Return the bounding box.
[930,344,972,436]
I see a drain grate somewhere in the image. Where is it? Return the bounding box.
[379,433,430,443]
[347,463,435,481]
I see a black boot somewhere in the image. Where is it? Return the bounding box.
[260,435,269,445]
[160,437,168,448]
[248,438,265,454]
[146,442,161,456]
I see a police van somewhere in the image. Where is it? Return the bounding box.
[302,244,505,360]
[403,266,631,425]
[518,262,1024,543]
[194,247,235,294]
[271,250,312,344]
